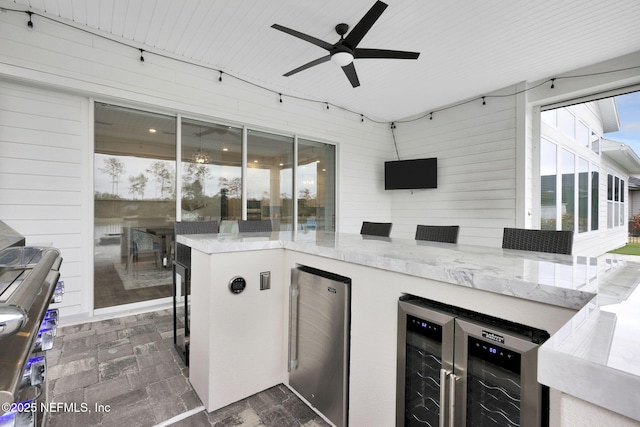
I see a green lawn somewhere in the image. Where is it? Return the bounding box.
[609,242,640,256]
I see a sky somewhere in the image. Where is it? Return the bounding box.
[605,91,640,157]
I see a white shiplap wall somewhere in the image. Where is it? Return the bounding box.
[0,10,393,317]
[389,94,519,246]
[0,82,87,315]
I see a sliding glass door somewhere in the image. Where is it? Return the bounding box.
[94,103,176,309]
[94,103,337,310]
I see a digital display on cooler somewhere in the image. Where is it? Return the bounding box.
[468,336,521,374]
[407,314,442,342]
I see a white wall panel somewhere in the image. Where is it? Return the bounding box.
[390,95,518,245]
[0,80,85,316]
[0,10,392,319]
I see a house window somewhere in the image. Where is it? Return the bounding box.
[607,174,626,228]
[540,138,598,234]
[558,109,576,139]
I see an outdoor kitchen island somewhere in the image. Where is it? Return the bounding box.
[178,230,640,427]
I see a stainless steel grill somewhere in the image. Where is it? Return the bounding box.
[0,245,63,427]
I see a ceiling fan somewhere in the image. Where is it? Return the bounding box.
[271,0,420,88]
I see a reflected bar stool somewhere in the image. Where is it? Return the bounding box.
[360,221,393,237]
[172,220,219,365]
[501,227,573,255]
[237,219,273,233]
[415,225,460,244]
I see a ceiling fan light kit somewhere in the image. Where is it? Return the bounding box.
[272,0,420,88]
[331,51,354,67]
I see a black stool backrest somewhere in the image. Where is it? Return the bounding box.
[415,225,459,243]
[237,220,272,233]
[502,227,573,255]
[360,221,392,237]
[174,221,219,267]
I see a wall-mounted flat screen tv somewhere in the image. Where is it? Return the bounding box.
[384,158,437,190]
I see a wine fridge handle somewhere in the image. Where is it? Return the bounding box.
[439,369,449,427]
[448,373,458,427]
[288,285,299,371]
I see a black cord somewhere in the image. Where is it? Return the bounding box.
[7,7,640,128]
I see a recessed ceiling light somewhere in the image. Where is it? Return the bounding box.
[254,160,258,163]
[223,148,228,152]
[149,128,157,133]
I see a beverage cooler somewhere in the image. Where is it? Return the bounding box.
[397,296,549,427]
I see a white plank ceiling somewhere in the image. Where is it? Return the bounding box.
[3,0,640,122]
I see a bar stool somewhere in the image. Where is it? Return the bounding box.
[172,220,219,365]
[360,221,392,237]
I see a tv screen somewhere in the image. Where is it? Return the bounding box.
[385,158,437,190]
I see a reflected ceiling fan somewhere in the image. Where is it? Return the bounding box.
[271,0,420,88]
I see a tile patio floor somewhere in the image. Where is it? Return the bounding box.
[45,308,330,427]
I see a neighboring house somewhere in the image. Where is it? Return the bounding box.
[629,176,640,235]
[539,99,640,255]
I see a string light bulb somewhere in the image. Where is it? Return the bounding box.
[219,71,223,82]
[482,96,486,106]
[26,11,33,28]
[279,93,283,103]
[139,49,145,62]
[550,78,555,89]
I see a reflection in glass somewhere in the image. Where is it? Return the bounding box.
[591,165,599,231]
[540,139,557,230]
[561,149,575,231]
[94,103,176,309]
[578,158,588,233]
[180,119,242,222]
[297,139,336,232]
[247,130,294,230]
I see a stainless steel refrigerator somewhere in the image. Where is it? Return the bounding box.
[397,296,549,427]
[289,265,351,427]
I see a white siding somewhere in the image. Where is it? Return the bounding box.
[0,11,392,318]
[389,94,518,246]
[0,82,86,316]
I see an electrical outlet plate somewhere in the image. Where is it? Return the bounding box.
[260,271,270,290]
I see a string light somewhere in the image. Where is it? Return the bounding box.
[326,102,329,110]
[7,7,640,128]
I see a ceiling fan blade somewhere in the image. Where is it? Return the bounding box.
[342,62,360,88]
[283,55,332,76]
[271,24,334,51]
[354,48,420,60]
[343,1,388,48]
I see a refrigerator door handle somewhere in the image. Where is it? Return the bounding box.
[439,369,450,427]
[448,373,458,427]
[288,285,299,371]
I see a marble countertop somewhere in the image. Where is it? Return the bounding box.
[179,230,597,310]
[538,255,640,422]
[177,230,640,421]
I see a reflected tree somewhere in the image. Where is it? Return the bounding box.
[100,157,125,195]
[128,173,148,199]
[147,161,174,199]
